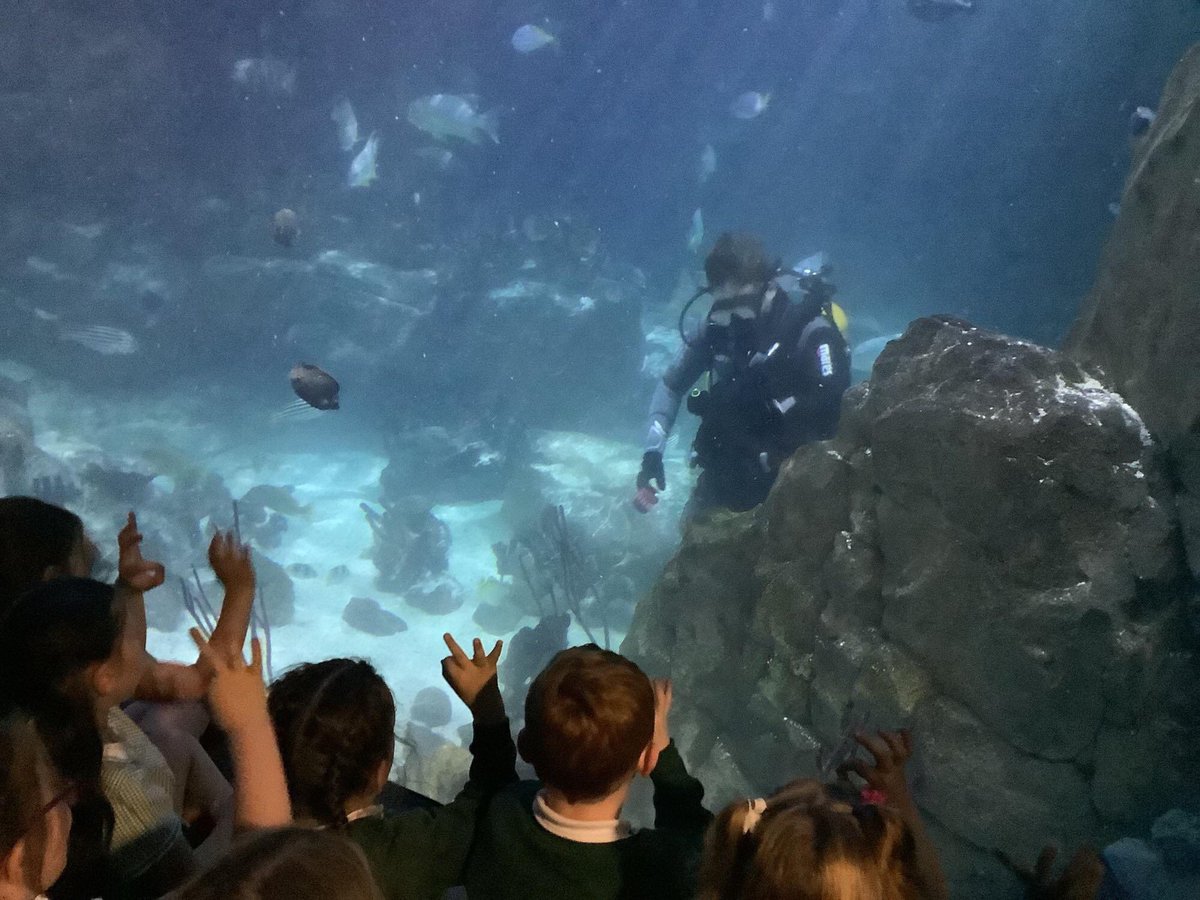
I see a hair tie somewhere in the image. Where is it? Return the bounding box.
[742,797,768,834]
[859,788,887,806]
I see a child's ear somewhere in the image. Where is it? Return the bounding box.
[2,838,28,886]
[88,658,118,701]
[371,758,390,795]
[636,740,662,778]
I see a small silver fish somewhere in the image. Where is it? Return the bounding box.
[331,97,360,151]
[60,325,138,355]
[512,24,556,54]
[348,132,379,187]
[1130,106,1156,135]
[697,144,717,183]
[407,94,500,145]
[731,91,770,119]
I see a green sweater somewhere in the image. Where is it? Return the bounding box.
[462,742,713,900]
[348,719,518,900]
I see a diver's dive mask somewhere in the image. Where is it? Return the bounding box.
[679,283,767,346]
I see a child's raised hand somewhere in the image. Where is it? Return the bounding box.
[441,633,505,723]
[651,677,673,754]
[189,628,268,735]
[839,729,916,810]
[117,512,165,592]
[208,531,255,594]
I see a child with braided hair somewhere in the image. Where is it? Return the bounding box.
[697,729,948,900]
[267,634,516,900]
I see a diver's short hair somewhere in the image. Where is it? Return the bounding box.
[705,233,774,288]
[519,645,655,802]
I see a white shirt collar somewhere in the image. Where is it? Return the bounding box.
[533,790,632,844]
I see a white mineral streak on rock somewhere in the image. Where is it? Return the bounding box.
[1052,374,1154,446]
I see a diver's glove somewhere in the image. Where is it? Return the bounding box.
[634,451,665,513]
[638,451,665,492]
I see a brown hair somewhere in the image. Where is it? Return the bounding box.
[704,233,775,288]
[176,828,383,900]
[518,645,655,802]
[268,659,396,827]
[0,710,55,861]
[697,779,923,900]
[0,497,84,617]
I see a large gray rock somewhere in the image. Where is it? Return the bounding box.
[1066,44,1200,582]
[624,317,1200,898]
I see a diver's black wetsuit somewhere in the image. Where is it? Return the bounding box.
[644,286,850,513]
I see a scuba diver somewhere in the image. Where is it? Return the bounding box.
[634,232,851,515]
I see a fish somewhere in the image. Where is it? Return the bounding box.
[407,94,500,145]
[731,91,770,119]
[231,57,297,96]
[511,24,556,54]
[240,484,313,518]
[1108,201,1121,217]
[286,562,318,579]
[289,362,340,410]
[60,325,138,355]
[697,144,717,183]
[348,132,379,187]
[272,208,299,247]
[687,209,704,253]
[331,97,360,151]
[905,0,974,21]
[1130,106,1156,135]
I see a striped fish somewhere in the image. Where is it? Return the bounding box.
[60,325,138,355]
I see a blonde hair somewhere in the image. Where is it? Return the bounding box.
[697,779,923,900]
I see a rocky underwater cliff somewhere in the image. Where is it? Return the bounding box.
[623,44,1200,898]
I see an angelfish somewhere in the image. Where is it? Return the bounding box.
[348,133,379,187]
[289,363,340,410]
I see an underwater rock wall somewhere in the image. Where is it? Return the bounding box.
[1067,43,1200,586]
[623,317,1200,898]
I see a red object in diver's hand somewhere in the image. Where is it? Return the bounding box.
[633,486,659,513]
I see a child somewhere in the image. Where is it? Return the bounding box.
[0,498,256,713]
[0,708,73,900]
[0,569,275,899]
[0,499,254,856]
[696,729,949,900]
[461,644,713,899]
[176,828,383,900]
[267,635,516,899]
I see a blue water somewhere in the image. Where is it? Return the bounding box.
[2,0,1199,822]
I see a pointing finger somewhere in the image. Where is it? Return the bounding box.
[442,633,469,663]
